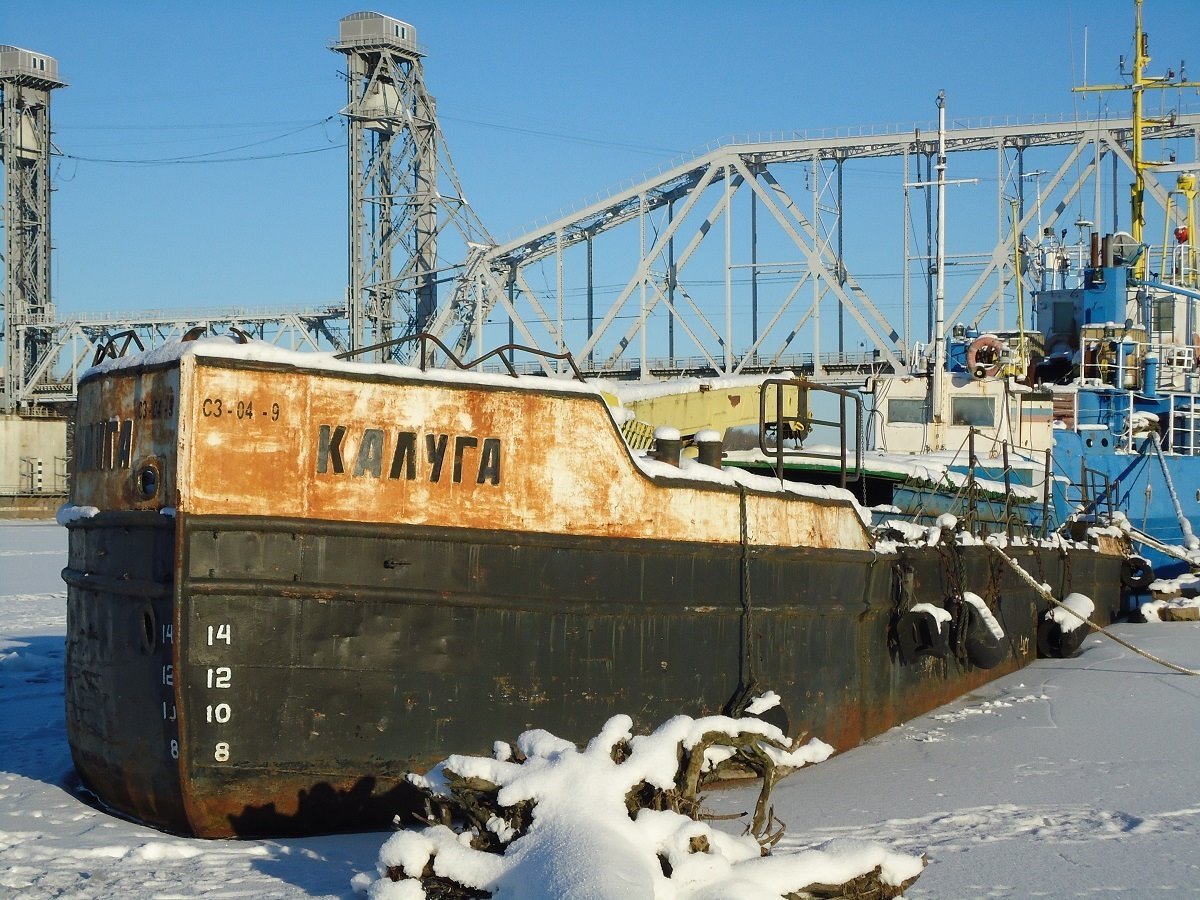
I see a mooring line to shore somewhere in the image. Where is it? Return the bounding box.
[985,543,1200,677]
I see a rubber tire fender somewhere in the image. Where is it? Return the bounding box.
[963,603,1007,670]
[1037,616,1089,659]
[895,608,951,663]
[1120,555,1154,591]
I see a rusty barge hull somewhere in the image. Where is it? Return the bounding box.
[63,345,1124,837]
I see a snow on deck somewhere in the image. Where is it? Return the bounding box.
[726,444,1045,501]
[86,335,611,397]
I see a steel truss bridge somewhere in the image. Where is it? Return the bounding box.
[9,111,1200,403]
[15,307,345,403]
[425,111,1200,380]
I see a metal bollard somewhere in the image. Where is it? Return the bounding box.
[694,428,724,469]
[654,426,682,467]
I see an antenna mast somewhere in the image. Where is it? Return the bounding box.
[1074,0,1200,276]
[932,90,948,449]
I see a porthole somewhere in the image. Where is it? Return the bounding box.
[139,604,157,653]
[135,461,161,501]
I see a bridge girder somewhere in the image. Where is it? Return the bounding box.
[14,309,345,405]
[429,113,1200,378]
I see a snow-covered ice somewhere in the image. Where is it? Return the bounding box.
[3,520,1200,897]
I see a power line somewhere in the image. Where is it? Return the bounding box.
[60,145,343,166]
[60,120,324,131]
[439,112,684,157]
[55,117,342,166]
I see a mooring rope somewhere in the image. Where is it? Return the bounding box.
[1150,436,1199,551]
[985,542,1199,677]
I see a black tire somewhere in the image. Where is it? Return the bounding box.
[963,604,1007,670]
[1037,617,1089,659]
[1120,555,1154,591]
[895,609,950,663]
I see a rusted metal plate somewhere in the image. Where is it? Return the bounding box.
[73,368,180,513]
[176,357,872,551]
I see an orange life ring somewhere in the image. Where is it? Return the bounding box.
[966,334,1005,379]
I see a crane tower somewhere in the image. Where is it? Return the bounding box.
[333,12,486,359]
[0,45,65,411]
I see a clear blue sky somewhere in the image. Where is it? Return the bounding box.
[6,0,1197,321]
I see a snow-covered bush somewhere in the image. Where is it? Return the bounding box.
[352,706,925,899]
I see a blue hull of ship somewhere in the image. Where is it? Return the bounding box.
[1052,428,1199,583]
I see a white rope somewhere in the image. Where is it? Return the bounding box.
[1122,521,1195,565]
[985,543,1200,677]
[1150,437,1199,551]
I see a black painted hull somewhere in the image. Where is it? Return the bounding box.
[64,509,1121,837]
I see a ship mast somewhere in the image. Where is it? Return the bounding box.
[1130,0,1150,254]
[932,90,949,450]
[1074,0,1200,277]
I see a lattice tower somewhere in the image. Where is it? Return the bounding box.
[333,12,489,361]
[0,45,65,411]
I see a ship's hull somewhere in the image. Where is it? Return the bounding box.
[1053,428,1200,586]
[63,345,1125,837]
[65,509,1121,837]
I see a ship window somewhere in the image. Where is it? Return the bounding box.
[1153,296,1176,333]
[888,398,928,424]
[1052,302,1075,334]
[951,397,995,427]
